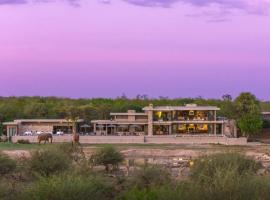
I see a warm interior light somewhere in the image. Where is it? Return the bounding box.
[157,111,162,118]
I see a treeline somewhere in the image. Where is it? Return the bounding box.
[0,93,270,134]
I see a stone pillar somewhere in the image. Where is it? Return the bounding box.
[169,125,172,135]
[221,123,224,136]
[147,105,153,136]
[214,111,217,135]
[93,123,96,133]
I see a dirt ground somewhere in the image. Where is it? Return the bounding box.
[3,143,270,167]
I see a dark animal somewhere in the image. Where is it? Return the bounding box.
[38,133,53,144]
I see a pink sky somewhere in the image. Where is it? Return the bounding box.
[0,0,270,99]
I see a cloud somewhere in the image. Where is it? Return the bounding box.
[122,0,179,7]
[99,0,111,4]
[0,0,80,6]
[123,0,270,15]
[0,0,26,5]
[1,0,270,17]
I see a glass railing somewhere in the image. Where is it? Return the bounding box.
[153,117,217,121]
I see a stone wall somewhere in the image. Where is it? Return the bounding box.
[145,136,247,145]
[11,135,145,144]
[11,135,247,145]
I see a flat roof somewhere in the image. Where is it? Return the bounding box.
[3,119,84,125]
[110,113,147,116]
[143,105,220,111]
[2,122,18,126]
[262,112,270,115]
[91,120,147,125]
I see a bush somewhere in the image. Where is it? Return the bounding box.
[127,166,171,189]
[189,153,263,200]
[91,146,124,171]
[0,136,8,143]
[17,139,30,144]
[57,143,85,163]
[21,174,115,200]
[118,183,199,200]
[0,154,16,175]
[191,153,261,182]
[28,148,72,176]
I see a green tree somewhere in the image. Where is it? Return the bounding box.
[234,92,262,136]
[238,114,263,137]
[235,92,260,117]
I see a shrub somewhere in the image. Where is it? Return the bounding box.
[92,145,124,171]
[189,153,263,200]
[127,166,171,189]
[191,153,261,182]
[28,149,72,176]
[0,136,8,143]
[57,143,85,163]
[17,139,30,144]
[0,154,16,175]
[118,183,198,200]
[21,174,115,200]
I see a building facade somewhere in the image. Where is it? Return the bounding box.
[3,119,83,137]
[91,104,235,137]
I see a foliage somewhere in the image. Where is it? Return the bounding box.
[234,92,263,136]
[17,139,30,144]
[21,173,115,200]
[119,153,265,200]
[188,153,262,200]
[28,148,72,176]
[127,166,171,189]
[238,114,263,136]
[235,92,261,117]
[0,154,16,175]
[0,95,268,129]
[190,153,261,182]
[56,143,85,163]
[91,145,124,171]
[0,135,8,143]
[118,185,191,200]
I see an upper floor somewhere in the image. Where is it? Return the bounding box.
[143,104,220,122]
[109,110,148,123]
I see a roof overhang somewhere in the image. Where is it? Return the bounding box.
[262,112,270,115]
[3,119,84,125]
[110,113,147,116]
[143,106,220,111]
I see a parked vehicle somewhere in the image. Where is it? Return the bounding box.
[36,131,44,135]
[23,131,32,136]
[56,131,64,135]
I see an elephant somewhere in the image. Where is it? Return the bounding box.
[38,133,53,144]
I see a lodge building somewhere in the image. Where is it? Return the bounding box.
[3,119,84,137]
[91,104,236,137]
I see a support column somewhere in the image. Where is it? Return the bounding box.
[93,123,96,133]
[214,111,217,135]
[221,123,224,136]
[169,125,172,135]
[148,110,153,136]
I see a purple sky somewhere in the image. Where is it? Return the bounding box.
[1,0,270,100]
